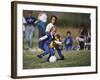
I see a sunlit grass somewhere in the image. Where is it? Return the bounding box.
[23,50,91,69]
[23,27,90,69]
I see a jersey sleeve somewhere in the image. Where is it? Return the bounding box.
[32,17,37,22]
[45,23,54,32]
[22,17,27,24]
[39,32,50,41]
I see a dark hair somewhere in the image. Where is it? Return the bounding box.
[28,11,33,14]
[28,11,33,17]
[50,15,57,20]
[56,34,60,39]
[67,31,71,35]
[80,24,88,36]
[50,15,57,24]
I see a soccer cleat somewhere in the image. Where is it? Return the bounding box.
[60,56,65,60]
[37,55,42,58]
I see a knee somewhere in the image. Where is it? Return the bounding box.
[45,49,49,53]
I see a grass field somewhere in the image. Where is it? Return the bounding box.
[23,50,91,69]
[23,27,91,69]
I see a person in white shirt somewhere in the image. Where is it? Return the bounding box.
[37,11,47,50]
[46,15,57,33]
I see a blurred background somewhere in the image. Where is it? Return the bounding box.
[23,10,91,69]
[23,10,91,47]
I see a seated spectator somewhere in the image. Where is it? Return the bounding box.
[76,24,88,50]
[64,31,73,51]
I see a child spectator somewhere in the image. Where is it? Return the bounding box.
[64,31,73,51]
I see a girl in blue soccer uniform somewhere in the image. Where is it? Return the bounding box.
[37,27,64,61]
[37,27,56,59]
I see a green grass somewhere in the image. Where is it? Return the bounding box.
[23,50,91,69]
[23,27,91,69]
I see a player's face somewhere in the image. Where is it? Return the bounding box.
[53,28,56,35]
[28,12,32,17]
[51,17,56,24]
[67,33,71,37]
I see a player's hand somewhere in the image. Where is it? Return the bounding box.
[54,40,62,45]
[34,20,39,24]
[39,38,41,41]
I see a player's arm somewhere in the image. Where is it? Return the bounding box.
[34,20,39,24]
[23,17,27,25]
[39,35,48,41]
[33,17,39,25]
[45,24,50,32]
[54,40,63,45]
[45,23,53,33]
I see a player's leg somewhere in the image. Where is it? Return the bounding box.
[39,41,45,51]
[67,45,73,51]
[65,45,69,51]
[37,21,46,51]
[28,26,35,49]
[37,43,49,58]
[25,25,29,41]
[23,30,25,49]
[79,41,84,50]
[57,49,64,60]
[25,25,30,49]
[47,48,55,61]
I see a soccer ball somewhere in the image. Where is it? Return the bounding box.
[49,56,56,63]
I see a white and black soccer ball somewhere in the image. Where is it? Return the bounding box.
[49,56,56,63]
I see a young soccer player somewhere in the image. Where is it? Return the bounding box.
[46,15,64,60]
[37,11,47,51]
[37,27,64,61]
[64,31,73,51]
[37,27,56,59]
[48,33,64,60]
[45,15,57,33]
[24,11,37,52]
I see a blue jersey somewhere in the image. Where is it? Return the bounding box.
[64,36,73,46]
[25,16,36,25]
[44,33,54,45]
[37,21,46,37]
